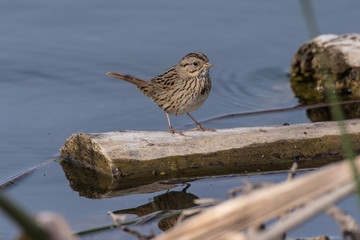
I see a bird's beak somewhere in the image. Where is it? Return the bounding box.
[205,63,215,68]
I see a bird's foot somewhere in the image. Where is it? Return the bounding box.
[168,127,185,136]
[189,124,216,132]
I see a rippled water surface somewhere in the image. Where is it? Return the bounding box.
[1,0,360,238]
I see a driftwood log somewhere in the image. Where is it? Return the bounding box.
[60,119,360,181]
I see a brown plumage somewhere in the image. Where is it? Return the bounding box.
[107,52,215,135]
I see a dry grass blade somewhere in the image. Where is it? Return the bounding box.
[193,198,222,205]
[177,208,204,224]
[108,212,127,224]
[153,157,360,240]
[251,181,353,240]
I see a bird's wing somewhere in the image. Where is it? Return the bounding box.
[150,66,178,91]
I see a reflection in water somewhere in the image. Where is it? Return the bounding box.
[292,80,360,122]
[60,160,176,199]
[60,159,114,199]
[306,102,360,122]
[114,186,198,231]
[291,76,360,122]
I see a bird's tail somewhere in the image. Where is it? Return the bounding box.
[106,72,149,87]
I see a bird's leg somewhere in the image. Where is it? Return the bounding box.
[186,113,216,132]
[166,113,184,135]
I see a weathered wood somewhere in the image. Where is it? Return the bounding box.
[60,119,360,181]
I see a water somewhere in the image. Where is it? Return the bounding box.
[1,0,360,239]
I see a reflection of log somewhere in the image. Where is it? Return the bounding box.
[290,33,360,104]
[60,159,176,199]
[60,119,360,179]
[306,102,360,122]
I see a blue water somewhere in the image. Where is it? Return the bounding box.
[1,0,360,239]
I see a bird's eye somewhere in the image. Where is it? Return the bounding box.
[193,62,198,66]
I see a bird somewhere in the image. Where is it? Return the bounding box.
[106,52,215,135]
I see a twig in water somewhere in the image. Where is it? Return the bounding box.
[195,99,360,125]
[0,158,55,190]
[326,205,360,240]
[109,212,154,240]
[287,162,298,181]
